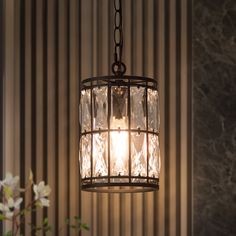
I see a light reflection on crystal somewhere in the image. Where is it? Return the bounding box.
[148,89,160,132]
[80,90,91,131]
[131,132,147,176]
[148,134,160,178]
[111,87,128,129]
[110,131,129,176]
[130,87,146,129]
[80,135,91,178]
[93,133,108,177]
[93,87,108,130]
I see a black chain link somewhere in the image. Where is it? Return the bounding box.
[112,0,126,76]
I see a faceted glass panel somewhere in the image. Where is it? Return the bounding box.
[80,134,91,178]
[130,87,146,130]
[80,90,91,132]
[93,132,108,177]
[148,134,161,178]
[92,87,108,130]
[110,86,128,129]
[110,131,129,176]
[131,132,147,176]
[148,89,160,132]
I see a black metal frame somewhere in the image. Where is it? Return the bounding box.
[79,76,160,193]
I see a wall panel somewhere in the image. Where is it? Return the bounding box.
[2,0,192,235]
[0,0,4,233]
[193,0,236,235]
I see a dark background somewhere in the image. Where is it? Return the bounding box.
[193,0,236,235]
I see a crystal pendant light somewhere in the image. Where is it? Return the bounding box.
[79,0,160,193]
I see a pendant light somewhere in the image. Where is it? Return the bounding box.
[79,0,160,193]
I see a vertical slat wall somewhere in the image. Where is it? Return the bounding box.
[3,0,80,235]
[0,0,4,233]
[2,0,192,236]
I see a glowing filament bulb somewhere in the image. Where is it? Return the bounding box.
[111,117,128,176]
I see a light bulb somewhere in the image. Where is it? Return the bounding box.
[110,117,129,176]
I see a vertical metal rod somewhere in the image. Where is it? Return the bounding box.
[78,1,82,231]
[145,84,149,182]
[90,86,93,183]
[128,80,131,183]
[108,84,111,183]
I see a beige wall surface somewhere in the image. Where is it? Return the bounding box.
[2,0,192,235]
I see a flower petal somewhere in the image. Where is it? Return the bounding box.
[6,211,14,219]
[0,203,5,211]
[14,198,23,209]
[40,198,50,207]
[7,198,14,208]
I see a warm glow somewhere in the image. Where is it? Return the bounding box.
[79,79,160,191]
[110,117,129,176]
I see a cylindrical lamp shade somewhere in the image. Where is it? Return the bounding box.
[79,76,160,192]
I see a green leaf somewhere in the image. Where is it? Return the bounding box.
[80,223,89,230]
[44,225,52,232]
[29,169,34,183]
[3,231,12,236]
[74,216,80,221]
[43,217,49,225]
[69,224,77,229]
[0,214,7,221]
[64,217,70,224]
[3,186,13,198]
[36,226,43,231]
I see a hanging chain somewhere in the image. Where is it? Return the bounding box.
[112,0,126,76]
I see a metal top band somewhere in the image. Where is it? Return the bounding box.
[81,75,158,90]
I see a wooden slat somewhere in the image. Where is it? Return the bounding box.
[0,0,4,234]
[4,0,15,173]
[58,0,69,234]
[97,1,109,235]
[81,0,93,235]
[180,0,189,234]
[47,0,56,233]
[69,0,79,235]
[156,0,166,235]
[36,0,44,232]
[13,0,20,178]
[144,0,155,234]
[169,0,177,235]
[24,0,32,234]
[132,2,144,236]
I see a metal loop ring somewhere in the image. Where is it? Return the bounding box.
[112,62,127,76]
[115,11,121,27]
[114,0,121,11]
[114,28,122,46]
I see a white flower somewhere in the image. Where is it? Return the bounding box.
[1,173,20,188]
[33,181,51,207]
[0,197,23,219]
[0,173,20,198]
